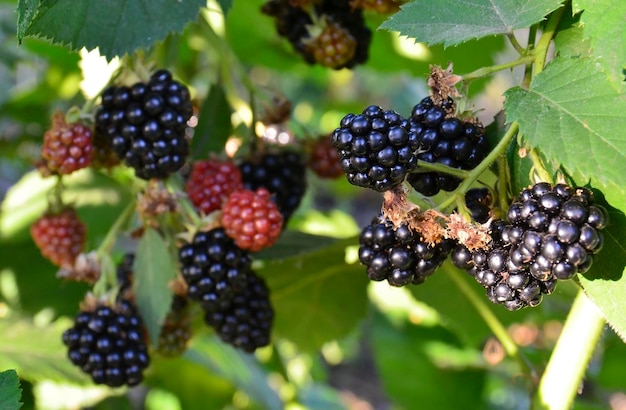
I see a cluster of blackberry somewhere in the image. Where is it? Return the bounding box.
[465,188,493,224]
[407,97,489,196]
[94,69,192,180]
[452,183,608,310]
[30,207,86,269]
[62,299,150,387]
[178,228,274,352]
[331,105,417,192]
[358,215,453,286]
[238,149,307,222]
[261,0,371,69]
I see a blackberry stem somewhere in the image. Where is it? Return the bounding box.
[497,154,510,213]
[165,177,202,227]
[533,6,566,76]
[412,161,471,178]
[528,148,554,184]
[532,290,605,410]
[506,33,526,55]
[446,266,537,381]
[461,55,535,83]
[436,122,519,212]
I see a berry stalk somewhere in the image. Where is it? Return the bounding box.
[533,6,566,76]
[532,290,605,410]
[412,161,471,179]
[461,55,535,83]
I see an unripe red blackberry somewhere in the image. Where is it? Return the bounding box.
[178,228,252,312]
[307,135,343,179]
[31,207,86,269]
[306,20,357,69]
[186,159,244,215]
[94,69,192,180]
[41,111,93,175]
[332,105,418,192]
[62,298,150,387]
[358,215,452,286]
[204,272,274,353]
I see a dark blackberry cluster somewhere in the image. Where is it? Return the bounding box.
[238,150,307,222]
[452,183,608,310]
[204,272,274,353]
[407,97,489,196]
[358,215,453,286]
[95,69,192,180]
[331,105,418,192]
[465,187,493,224]
[179,228,252,312]
[62,299,150,387]
[156,295,192,357]
[261,0,371,69]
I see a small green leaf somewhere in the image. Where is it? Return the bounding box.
[257,237,369,352]
[504,57,626,210]
[380,0,563,47]
[0,370,22,410]
[133,228,176,344]
[22,0,204,58]
[0,318,88,384]
[574,0,626,87]
[191,84,232,159]
[16,0,38,43]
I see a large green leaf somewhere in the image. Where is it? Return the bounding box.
[0,317,88,384]
[574,0,626,88]
[19,0,205,58]
[504,57,626,211]
[0,370,22,410]
[257,237,369,352]
[553,6,591,59]
[380,0,563,47]
[133,227,176,344]
[191,83,232,159]
[370,309,486,409]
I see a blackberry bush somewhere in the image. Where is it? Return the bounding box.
[331,105,418,192]
[178,228,252,312]
[358,215,452,286]
[407,97,489,196]
[94,69,192,180]
[62,299,150,387]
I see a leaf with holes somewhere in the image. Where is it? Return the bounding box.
[380,0,563,46]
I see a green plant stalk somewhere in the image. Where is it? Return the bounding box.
[528,148,554,184]
[497,154,511,212]
[506,32,526,55]
[446,267,536,380]
[532,290,605,410]
[412,161,471,178]
[462,55,535,82]
[437,122,519,212]
[533,6,566,75]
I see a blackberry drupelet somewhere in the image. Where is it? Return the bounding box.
[465,187,493,224]
[178,228,252,312]
[358,215,452,286]
[94,69,192,180]
[62,299,150,387]
[238,149,307,222]
[407,97,489,196]
[331,105,418,192]
[204,272,274,353]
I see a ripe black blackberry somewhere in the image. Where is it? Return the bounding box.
[238,149,307,222]
[332,105,418,192]
[358,215,452,286]
[62,299,150,387]
[204,272,274,353]
[178,228,252,312]
[156,295,192,357]
[94,69,192,180]
[465,187,493,224]
[407,97,489,196]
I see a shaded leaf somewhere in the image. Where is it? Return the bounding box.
[553,6,591,59]
[504,57,626,211]
[191,84,232,159]
[22,0,204,58]
[16,0,38,43]
[256,231,340,260]
[0,370,22,410]
[380,0,563,47]
[0,318,88,384]
[298,383,346,410]
[257,237,369,352]
[574,0,626,87]
[133,228,176,344]
[217,0,233,15]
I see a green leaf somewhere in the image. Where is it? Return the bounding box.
[22,0,204,58]
[256,231,340,260]
[0,370,22,410]
[380,0,563,47]
[184,336,283,410]
[553,6,591,59]
[257,237,369,352]
[0,318,88,384]
[370,309,486,409]
[578,195,626,342]
[298,384,346,410]
[574,0,626,87]
[16,0,38,43]
[191,84,232,159]
[217,0,233,15]
[133,228,176,344]
[504,57,626,210]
